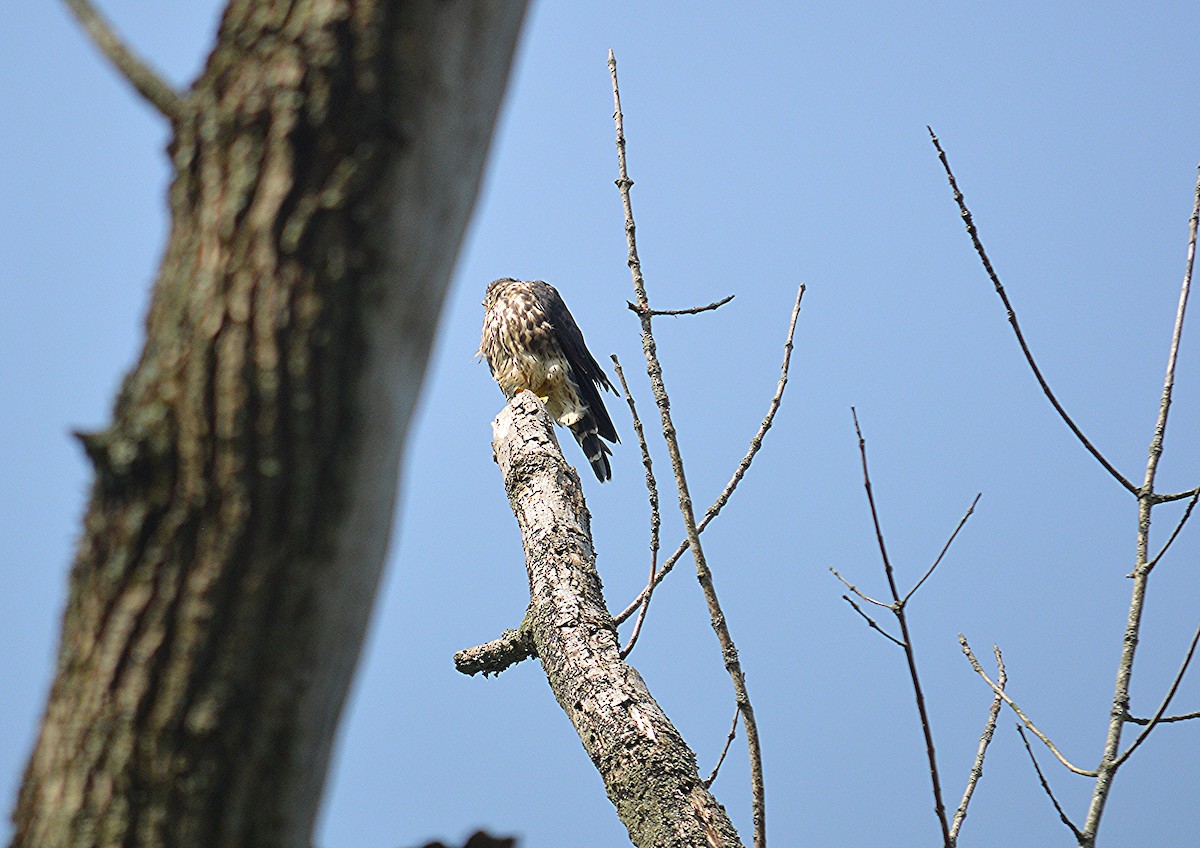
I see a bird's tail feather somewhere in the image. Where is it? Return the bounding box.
[570,414,613,482]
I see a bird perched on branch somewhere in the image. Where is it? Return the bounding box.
[479,278,619,481]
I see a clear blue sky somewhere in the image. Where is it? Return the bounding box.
[3,3,1200,846]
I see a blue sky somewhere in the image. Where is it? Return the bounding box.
[3,2,1200,846]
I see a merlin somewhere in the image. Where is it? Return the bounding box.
[479,278,619,481]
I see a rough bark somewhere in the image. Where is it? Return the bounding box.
[488,392,744,848]
[12,3,526,847]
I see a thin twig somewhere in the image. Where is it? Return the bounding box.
[1082,164,1200,843]
[904,493,983,605]
[703,707,742,788]
[1114,620,1200,767]
[612,355,661,658]
[1141,164,1200,492]
[629,293,736,316]
[829,566,890,608]
[1150,485,1200,504]
[62,0,183,121]
[840,595,906,648]
[951,645,1007,841]
[1148,488,1200,570]
[1016,725,1085,842]
[610,49,765,847]
[614,283,805,625]
[1125,710,1200,725]
[853,410,952,847]
[959,635,1096,776]
[928,126,1137,495]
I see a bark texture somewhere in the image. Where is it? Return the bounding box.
[490,393,744,848]
[13,3,526,847]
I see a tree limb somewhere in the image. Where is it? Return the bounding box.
[62,0,184,120]
[610,49,765,847]
[928,126,1138,495]
[614,284,804,625]
[487,392,743,848]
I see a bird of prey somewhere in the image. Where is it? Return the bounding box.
[479,278,619,481]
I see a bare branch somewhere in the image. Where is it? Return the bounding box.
[614,283,805,624]
[610,49,765,847]
[454,626,535,677]
[629,293,736,317]
[1150,485,1200,504]
[703,707,742,788]
[840,595,906,648]
[852,409,903,601]
[829,566,890,608]
[1083,164,1200,841]
[62,0,183,121]
[1126,710,1200,725]
[487,393,744,846]
[959,635,1096,776]
[853,411,952,846]
[611,355,661,658]
[904,493,983,605]
[951,645,1007,841]
[1114,620,1200,767]
[927,126,1137,495]
[1148,488,1200,570]
[1016,726,1085,842]
[1140,164,1200,499]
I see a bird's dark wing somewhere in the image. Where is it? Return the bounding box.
[533,281,619,444]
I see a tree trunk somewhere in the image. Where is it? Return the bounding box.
[11,3,526,847]
[486,393,745,848]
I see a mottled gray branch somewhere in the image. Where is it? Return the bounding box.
[951,645,1006,842]
[486,392,743,848]
[1081,164,1200,845]
[454,626,535,677]
[1113,620,1200,767]
[610,49,764,847]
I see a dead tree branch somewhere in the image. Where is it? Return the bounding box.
[615,283,805,625]
[483,392,743,848]
[959,635,1096,777]
[934,133,1200,846]
[1079,163,1200,846]
[703,707,742,789]
[1016,726,1085,842]
[611,355,662,659]
[1125,709,1200,725]
[928,126,1137,495]
[629,294,736,316]
[454,626,536,677]
[951,645,1006,842]
[843,410,961,847]
[1113,620,1200,768]
[610,49,765,847]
